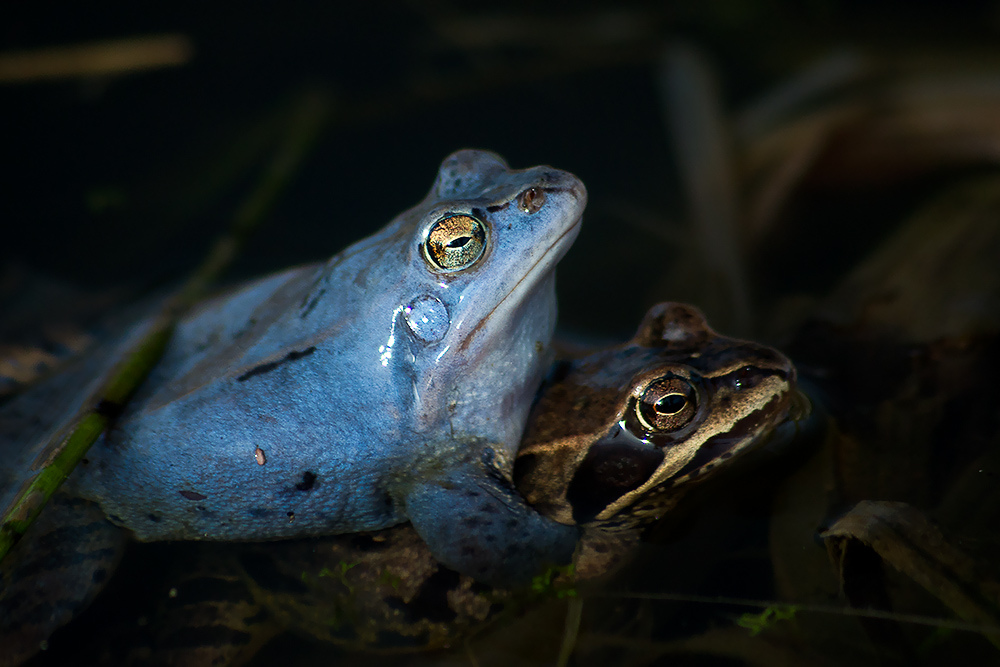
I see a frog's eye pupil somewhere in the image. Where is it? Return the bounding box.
[635,376,697,433]
[654,393,686,415]
[424,214,487,272]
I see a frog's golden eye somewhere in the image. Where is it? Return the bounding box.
[635,376,697,432]
[423,214,487,272]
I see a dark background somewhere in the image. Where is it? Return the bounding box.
[5,2,997,340]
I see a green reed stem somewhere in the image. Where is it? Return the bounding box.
[0,88,330,562]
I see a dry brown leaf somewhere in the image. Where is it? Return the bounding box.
[822,500,1000,650]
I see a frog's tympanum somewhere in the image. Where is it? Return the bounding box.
[133,302,806,661]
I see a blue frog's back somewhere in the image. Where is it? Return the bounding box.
[49,152,587,587]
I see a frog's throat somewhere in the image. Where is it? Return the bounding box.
[458,213,582,355]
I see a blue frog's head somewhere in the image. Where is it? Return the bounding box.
[368,150,586,453]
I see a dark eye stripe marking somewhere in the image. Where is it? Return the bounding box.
[567,441,665,524]
[670,392,786,481]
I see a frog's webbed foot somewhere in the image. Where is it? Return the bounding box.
[403,449,581,588]
[0,492,126,665]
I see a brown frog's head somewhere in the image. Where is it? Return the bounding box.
[513,302,807,528]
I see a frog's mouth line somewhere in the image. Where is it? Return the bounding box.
[458,212,583,354]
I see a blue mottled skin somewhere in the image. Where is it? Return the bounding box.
[4,150,586,586]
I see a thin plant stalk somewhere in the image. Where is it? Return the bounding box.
[0,88,329,562]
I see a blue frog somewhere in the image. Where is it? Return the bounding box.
[1,149,586,588]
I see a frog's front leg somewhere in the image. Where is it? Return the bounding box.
[401,445,580,587]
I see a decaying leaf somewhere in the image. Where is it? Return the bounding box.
[822,500,1000,650]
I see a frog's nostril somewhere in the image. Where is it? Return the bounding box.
[517,187,545,214]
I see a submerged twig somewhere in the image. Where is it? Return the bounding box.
[0,88,330,562]
[593,590,1000,638]
[657,43,751,335]
[0,34,193,83]
[556,596,584,667]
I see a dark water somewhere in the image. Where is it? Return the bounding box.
[9,2,976,339]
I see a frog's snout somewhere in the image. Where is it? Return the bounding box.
[535,168,587,205]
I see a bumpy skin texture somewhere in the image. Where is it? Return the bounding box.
[0,303,805,664]
[135,302,805,660]
[2,150,581,587]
